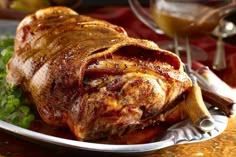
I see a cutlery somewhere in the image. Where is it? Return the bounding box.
[212,20,236,70]
[193,66,236,117]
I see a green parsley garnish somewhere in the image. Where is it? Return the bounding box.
[0,34,35,128]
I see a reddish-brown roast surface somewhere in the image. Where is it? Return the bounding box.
[6,7,192,141]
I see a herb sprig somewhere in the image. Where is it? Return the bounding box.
[0,35,34,128]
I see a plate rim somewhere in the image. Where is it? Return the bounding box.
[0,108,228,154]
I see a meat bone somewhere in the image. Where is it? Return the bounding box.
[183,64,236,132]
[184,65,215,132]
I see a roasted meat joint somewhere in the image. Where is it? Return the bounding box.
[6,6,193,142]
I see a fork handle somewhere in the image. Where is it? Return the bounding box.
[201,88,236,117]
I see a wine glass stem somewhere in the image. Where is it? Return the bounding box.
[185,37,192,68]
[174,35,180,56]
[174,35,192,68]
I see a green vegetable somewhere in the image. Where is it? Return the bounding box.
[10,0,50,12]
[0,35,35,128]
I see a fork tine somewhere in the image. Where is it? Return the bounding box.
[185,37,192,68]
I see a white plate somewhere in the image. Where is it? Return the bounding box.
[0,20,228,155]
[0,107,228,154]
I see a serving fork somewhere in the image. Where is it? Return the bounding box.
[182,44,235,133]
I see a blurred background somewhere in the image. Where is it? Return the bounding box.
[0,0,148,16]
[0,0,150,17]
[0,0,235,45]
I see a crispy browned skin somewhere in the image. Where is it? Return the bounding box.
[6,7,192,141]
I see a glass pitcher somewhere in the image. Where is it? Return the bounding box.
[128,0,236,38]
[129,0,236,63]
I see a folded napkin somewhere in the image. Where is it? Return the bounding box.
[86,6,236,101]
[192,61,236,101]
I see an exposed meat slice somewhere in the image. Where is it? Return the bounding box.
[6,6,192,141]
